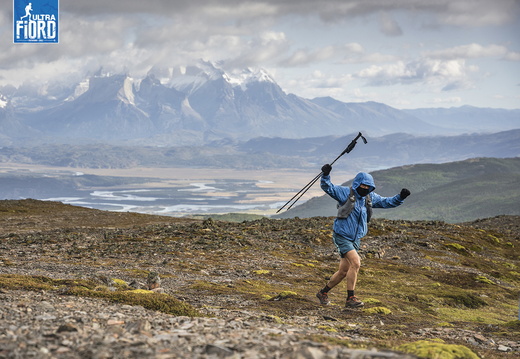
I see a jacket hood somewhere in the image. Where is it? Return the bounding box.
[352,172,375,193]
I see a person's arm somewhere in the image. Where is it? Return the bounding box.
[371,188,410,208]
[320,164,349,203]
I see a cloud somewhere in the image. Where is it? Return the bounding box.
[307,70,353,89]
[278,46,336,67]
[504,52,520,61]
[281,70,353,99]
[425,43,510,60]
[0,0,518,111]
[60,1,205,16]
[223,31,290,68]
[40,0,518,27]
[337,43,399,64]
[378,11,403,36]
[276,41,399,67]
[439,0,519,26]
[355,58,473,89]
[432,96,462,104]
[344,43,365,54]
[0,15,141,77]
[60,17,133,57]
[287,70,352,91]
[340,52,400,64]
[441,80,474,91]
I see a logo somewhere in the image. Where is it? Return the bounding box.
[14,0,59,43]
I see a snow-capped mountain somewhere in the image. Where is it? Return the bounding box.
[0,93,40,145]
[22,74,154,141]
[0,62,347,144]
[1,61,517,146]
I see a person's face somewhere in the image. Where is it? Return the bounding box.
[356,183,371,197]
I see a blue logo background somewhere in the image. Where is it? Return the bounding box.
[14,0,59,43]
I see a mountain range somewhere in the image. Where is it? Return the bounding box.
[1,61,519,146]
[1,130,518,171]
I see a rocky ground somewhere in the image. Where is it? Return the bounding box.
[0,199,519,358]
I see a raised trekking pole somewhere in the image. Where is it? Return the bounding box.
[276,132,367,213]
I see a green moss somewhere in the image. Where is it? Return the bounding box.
[253,270,271,275]
[317,325,337,332]
[363,306,392,315]
[65,286,202,317]
[112,278,130,289]
[279,291,298,297]
[509,271,520,279]
[443,293,487,309]
[191,280,234,294]
[487,234,501,244]
[427,338,446,343]
[445,243,467,252]
[435,306,508,324]
[0,274,202,317]
[129,289,154,294]
[505,320,520,329]
[396,340,479,359]
[503,262,517,269]
[0,274,97,292]
[475,275,495,285]
[269,291,299,301]
[363,298,382,305]
[265,315,283,324]
[0,274,55,291]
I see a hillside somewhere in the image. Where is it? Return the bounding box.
[0,199,519,358]
[276,157,520,222]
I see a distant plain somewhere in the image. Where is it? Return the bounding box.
[0,163,356,216]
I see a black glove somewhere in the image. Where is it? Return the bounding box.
[400,188,410,200]
[321,164,332,176]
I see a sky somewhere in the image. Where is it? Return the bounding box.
[1,0,519,109]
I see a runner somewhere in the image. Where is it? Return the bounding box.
[316,164,410,308]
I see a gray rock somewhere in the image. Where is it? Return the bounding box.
[497,345,512,352]
[205,344,235,356]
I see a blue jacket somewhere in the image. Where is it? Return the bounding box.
[321,172,403,242]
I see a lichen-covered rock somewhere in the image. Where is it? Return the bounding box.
[363,306,392,315]
[396,340,479,359]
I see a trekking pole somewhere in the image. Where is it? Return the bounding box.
[276,132,367,213]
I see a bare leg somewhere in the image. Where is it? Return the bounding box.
[326,255,350,289]
[344,250,361,291]
[317,250,361,305]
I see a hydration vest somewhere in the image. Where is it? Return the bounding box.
[336,187,372,222]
